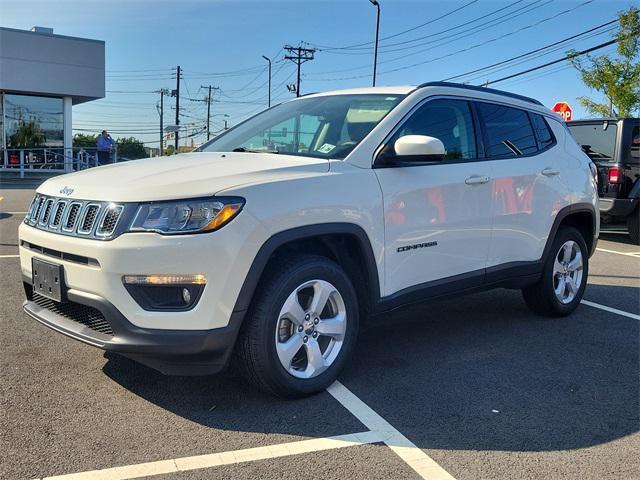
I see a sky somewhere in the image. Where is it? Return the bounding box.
[0,0,635,147]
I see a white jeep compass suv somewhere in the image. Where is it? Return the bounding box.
[20,82,599,397]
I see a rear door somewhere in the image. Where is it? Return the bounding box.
[476,102,569,268]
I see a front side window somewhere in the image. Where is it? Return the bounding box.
[197,94,405,160]
[477,103,538,158]
[385,99,477,160]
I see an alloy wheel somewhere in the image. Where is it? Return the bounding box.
[552,240,584,304]
[274,279,347,379]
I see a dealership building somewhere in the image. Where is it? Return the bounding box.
[0,26,105,172]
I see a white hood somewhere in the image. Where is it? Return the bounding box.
[38,152,329,202]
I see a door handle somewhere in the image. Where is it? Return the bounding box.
[465,175,491,186]
[541,168,560,177]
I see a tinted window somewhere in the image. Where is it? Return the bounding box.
[567,123,617,160]
[530,113,554,150]
[477,103,538,158]
[631,125,639,162]
[391,99,477,160]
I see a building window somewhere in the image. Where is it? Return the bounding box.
[4,94,64,149]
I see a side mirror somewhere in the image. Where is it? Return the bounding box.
[393,135,446,162]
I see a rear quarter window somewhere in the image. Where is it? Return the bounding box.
[530,113,555,151]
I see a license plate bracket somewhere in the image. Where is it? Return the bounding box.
[32,258,65,302]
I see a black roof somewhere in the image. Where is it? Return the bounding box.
[416,81,543,106]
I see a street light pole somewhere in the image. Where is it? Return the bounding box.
[262,55,272,108]
[369,0,380,87]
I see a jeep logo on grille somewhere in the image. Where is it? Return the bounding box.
[59,186,74,196]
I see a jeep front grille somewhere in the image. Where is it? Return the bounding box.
[63,203,82,231]
[78,204,100,234]
[51,201,66,228]
[24,194,127,240]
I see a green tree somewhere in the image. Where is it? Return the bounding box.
[8,120,45,147]
[73,133,99,149]
[569,7,640,117]
[116,137,147,160]
[164,145,175,156]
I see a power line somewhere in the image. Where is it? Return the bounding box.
[483,34,634,86]
[309,0,489,51]
[305,0,551,76]
[443,19,618,82]
[306,0,596,82]
[314,0,532,54]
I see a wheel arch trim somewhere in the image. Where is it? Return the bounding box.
[544,202,598,259]
[231,223,381,314]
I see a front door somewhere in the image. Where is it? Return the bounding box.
[374,98,493,297]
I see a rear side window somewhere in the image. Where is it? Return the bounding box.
[530,113,555,150]
[477,103,538,158]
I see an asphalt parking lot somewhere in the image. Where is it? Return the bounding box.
[1,185,638,480]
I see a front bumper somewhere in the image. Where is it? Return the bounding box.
[22,277,243,375]
[18,209,265,331]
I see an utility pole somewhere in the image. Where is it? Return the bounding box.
[171,65,181,151]
[207,85,212,140]
[284,45,316,97]
[369,0,381,87]
[155,88,169,156]
[262,55,272,108]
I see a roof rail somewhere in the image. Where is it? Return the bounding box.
[416,81,543,106]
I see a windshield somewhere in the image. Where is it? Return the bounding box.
[568,122,618,160]
[197,94,405,159]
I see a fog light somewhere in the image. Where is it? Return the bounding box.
[182,287,191,304]
[122,274,206,311]
[122,274,206,285]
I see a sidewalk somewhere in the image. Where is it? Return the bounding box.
[0,171,63,188]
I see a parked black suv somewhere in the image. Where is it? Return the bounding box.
[567,118,640,244]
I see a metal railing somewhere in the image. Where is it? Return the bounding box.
[1,147,119,178]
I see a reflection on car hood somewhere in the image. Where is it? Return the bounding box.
[37,152,330,202]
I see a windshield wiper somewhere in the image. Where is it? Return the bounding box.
[232,147,279,154]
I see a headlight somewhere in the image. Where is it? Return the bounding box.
[129,197,244,234]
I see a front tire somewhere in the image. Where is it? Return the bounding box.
[627,210,640,245]
[237,254,359,398]
[522,226,589,317]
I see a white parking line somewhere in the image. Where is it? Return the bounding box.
[3,211,28,214]
[328,381,456,480]
[581,300,640,320]
[596,247,640,258]
[38,430,385,480]
[0,254,19,258]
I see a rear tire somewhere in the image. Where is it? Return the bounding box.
[236,254,358,398]
[522,226,588,317]
[627,210,640,245]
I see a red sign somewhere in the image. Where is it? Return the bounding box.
[552,101,573,121]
